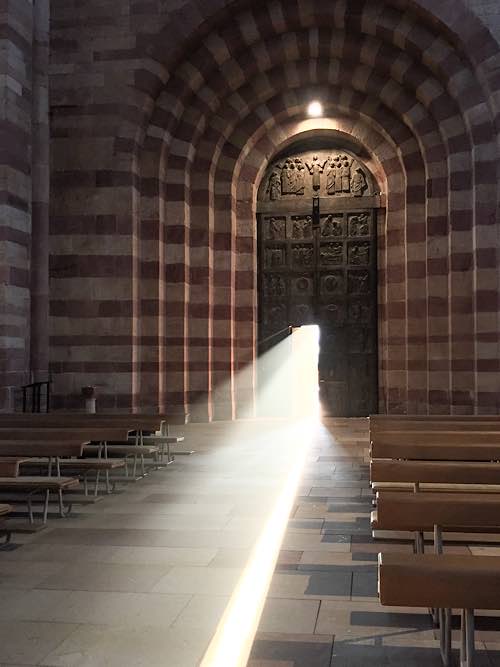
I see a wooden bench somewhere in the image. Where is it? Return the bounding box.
[371,414,500,422]
[370,439,500,461]
[379,553,500,666]
[0,441,86,458]
[0,476,79,523]
[370,459,500,490]
[373,491,500,541]
[371,421,500,435]
[371,430,500,446]
[0,427,131,442]
[0,503,12,544]
[0,457,30,477]
[84,443,160,478]
[21,458,126,495]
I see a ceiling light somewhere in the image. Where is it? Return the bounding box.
[307,101,323,117]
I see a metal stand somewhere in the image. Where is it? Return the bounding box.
[460,609,475,667]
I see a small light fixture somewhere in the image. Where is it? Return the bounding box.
[307,100,323,117]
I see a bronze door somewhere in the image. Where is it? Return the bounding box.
[258,208,378,417]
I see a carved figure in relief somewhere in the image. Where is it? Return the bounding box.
[264,274,285,298]
[293,158,306,193]
[349,213,369,237]
[266,171,282,201]
[349,242,370,266]
[292,244,314,266]
[306,155,327,191]
[268,217,286,240]
[279,158,305,195]
[266,247,285,267]
[292,216,312,239]
[320,243,343,265]
[349,271,369,293]
[348,300,370,323]
[326,158,337,194]
[321,215,343,237]
[335,156,343,193]
[351,168,368,197]
[341,155,353,192]
[280,159,293,195]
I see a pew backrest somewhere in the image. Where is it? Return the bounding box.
[0,441,86,457]
[370,440,500,461]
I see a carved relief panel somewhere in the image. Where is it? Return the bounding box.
[258,149,375,202]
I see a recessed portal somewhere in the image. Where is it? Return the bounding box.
[257,141,379,417]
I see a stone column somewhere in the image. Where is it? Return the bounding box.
[30,0,50,383]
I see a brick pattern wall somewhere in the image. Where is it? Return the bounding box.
[0,1,35,409]
[45,0,500,416]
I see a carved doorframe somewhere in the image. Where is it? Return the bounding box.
[256,147,381,417]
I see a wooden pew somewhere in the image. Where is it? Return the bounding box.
[370,459,500,493]
[373,491,500,538]
[0,423,169,475]
[20,458,126,496]
[0,457,29,477]
[0,441,85,522]
[370,439,500,461]
[371,419,500,433]
[371,414,500,421]
[83,443,160,478]
[0,413,189,464]
[0,441,86,458]
[0,427,131,442]
[371,430,500,446]
[0,476,79,523]
[0,503,12,544]
[379,553,500,667]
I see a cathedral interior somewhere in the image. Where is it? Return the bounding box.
[1,1,500,665]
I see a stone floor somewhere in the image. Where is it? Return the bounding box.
[2,417,500,666]
[0,419,306,666]
[247,418,500,667]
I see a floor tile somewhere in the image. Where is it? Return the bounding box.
[248,632,334,667]
[40,624,213,667]
[258,599,321,634]
[0,621,78,665]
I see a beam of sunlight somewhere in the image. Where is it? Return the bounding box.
[199,326,320,666]
[200,418,313,667]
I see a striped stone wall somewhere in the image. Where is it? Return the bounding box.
[44,0,500,416]
[0,2,34,409]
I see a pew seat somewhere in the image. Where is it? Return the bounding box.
[0,476,79,523]
[372,482,500,494]
[139,434,185,464]
[373,491,500,533]
[0,503,12,544]
[0,457,29,477]
[378,553,500,666]
[21,458,126,495]
[371,459,500,485]
[84,444,160,477]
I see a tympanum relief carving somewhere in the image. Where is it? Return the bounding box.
[259,149,373,201]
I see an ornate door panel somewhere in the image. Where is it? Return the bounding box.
[257,148,379,417]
